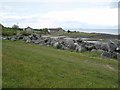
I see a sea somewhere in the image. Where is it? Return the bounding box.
[64,29,119,35]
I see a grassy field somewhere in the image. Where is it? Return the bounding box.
[59,32,100,38]
[2,40,118,88]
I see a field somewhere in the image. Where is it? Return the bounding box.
[2,40,118,88]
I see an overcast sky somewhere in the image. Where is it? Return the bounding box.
[0,0,119,34]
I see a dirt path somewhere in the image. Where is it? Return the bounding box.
[106,65,116,71]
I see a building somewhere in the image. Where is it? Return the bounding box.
[48,27,65,34]
[0,24,4,30]
[25,26,33,32]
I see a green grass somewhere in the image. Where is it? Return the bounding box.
[2,40,118,88]
[60,32,100,38]
[2,27,49,36]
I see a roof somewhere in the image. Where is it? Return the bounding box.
[48,28,62,31]
[0,24,4,27]
[25,26,33,30]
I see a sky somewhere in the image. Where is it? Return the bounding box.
[0,0,119,34]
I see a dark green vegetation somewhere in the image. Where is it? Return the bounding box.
[2,27,49,36]
[2,40,118,88]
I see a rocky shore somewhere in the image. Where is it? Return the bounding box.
[2,34,120,60]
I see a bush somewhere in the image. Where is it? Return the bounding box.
[20,31,32,36]
[2,27,18,36]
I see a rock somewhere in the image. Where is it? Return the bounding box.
[75,43,87,52]
[25,37,31,43]
[111,52,118,59]
[61,46,69,50]
[11,36,17,41]
[8,37,12,40]
[95,44,102,50]
[85,45,95,51]
[17,35,24,40]
[53,42,62,49]
[107,40,118,52]
[97,49,104,52]
[116,53,120,60]
[101,51,112,58]
[29,34,39,40]
[2,37,7,40]
[63,39,76,50]
[75,38,83,44]
[53,42,59,48]
[91,49,97,52]
[115,47,120,53]
[101,43,109,51]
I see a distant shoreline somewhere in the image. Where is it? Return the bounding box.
[64,29,118,35]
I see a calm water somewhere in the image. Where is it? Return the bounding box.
[65,29,118,35]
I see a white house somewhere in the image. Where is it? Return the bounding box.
[25,26,33,32]
[48,27,65,34]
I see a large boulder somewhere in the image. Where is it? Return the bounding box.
[63,39,76,50]
[101,43,109,51]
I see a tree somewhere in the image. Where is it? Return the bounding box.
[67,30,71,33]
[12,24,19,29]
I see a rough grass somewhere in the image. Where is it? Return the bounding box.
[2,40,118,88]
[60,32,99,38]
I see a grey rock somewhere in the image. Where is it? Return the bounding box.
[75,43,87,52]
[107,40,118,52]
[63,39,76,50]
[53,42,62,49]
[101,51,112,58]
[11,36,17,41]
[91,49,97,52]
[101,43,109,51]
